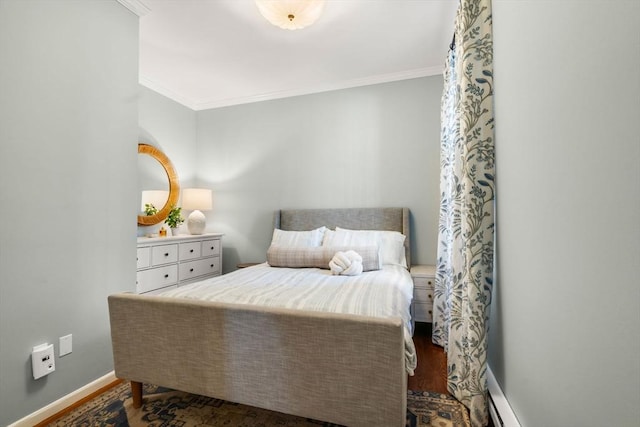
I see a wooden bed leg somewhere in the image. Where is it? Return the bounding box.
[131,381,143,408]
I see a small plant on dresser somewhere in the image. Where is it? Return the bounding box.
[165,205,184,235]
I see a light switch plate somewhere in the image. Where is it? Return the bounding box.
[59,334,72,357]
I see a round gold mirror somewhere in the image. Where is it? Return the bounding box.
[137,143,180,226]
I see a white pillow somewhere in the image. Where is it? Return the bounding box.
[322,229,335,246]
[271,226,327,247]
[327,227,407,267]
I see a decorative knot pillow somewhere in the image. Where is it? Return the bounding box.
[323,228,407,268]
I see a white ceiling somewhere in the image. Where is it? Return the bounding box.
[138,0,458,111]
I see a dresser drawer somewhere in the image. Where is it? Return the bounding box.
[151,244,178,266]
[413,276,434,289]
[201,239,221,257]
[137,265,178,294]
[413,277,434,304]
[179,257,221,282]
[137,247,150,269]
[413,302,433,323]
[179,241,202,261]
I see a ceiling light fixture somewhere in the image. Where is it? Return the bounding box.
[255,0,326,30]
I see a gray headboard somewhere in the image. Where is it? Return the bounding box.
[273,207,411,268]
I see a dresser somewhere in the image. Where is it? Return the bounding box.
[136,233,223,295]
[410,265,436,323]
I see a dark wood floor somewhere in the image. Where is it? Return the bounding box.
[411,323,494,427]
[407,322,448,394]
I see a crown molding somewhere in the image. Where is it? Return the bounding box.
[139,76,199,110]
[140,66,445,112]
[193,66,445,111]
[117,0,150,17]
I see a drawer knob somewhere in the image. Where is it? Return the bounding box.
[164,274,169,278]
[164,253,169,257]
[210,264,214,268]
[428,280,433,285]
[428,294,432,299]
[190,249,194,253]
[190,268,194,272]
[210,246,214,250]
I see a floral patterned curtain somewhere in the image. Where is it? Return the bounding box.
[431,0,495,426]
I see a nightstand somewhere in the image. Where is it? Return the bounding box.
[410,265,436,323]
[237,262,260,269]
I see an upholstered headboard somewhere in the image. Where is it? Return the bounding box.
[273,207,411,268]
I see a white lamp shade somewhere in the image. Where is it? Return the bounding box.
[141,190,169,211]
[255,0,325,30]
[181,188,212,211]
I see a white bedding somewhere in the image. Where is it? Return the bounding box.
[159,263,417,374]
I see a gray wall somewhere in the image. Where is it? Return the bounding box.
[195,77,443,272]
[138,86,198,236]
[490,1,640,426]
[0,1,139,425]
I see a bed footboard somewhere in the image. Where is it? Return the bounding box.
[108,293,407,427]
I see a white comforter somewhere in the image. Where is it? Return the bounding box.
[159,263,417,374]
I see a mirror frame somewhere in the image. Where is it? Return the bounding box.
[137,143,180,226]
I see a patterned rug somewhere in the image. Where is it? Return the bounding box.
[48,382,470,427]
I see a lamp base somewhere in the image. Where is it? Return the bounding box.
[187,210,206,235]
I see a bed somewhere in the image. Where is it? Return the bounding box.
[108,207,414,426]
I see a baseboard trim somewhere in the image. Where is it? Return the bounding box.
[487,366,521,427]
[8,371,119,427]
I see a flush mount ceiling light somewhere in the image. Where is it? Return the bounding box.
[255,0,326,30]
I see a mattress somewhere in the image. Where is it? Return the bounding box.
[159,263,417,374]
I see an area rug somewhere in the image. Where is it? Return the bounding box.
[48,382,470,427]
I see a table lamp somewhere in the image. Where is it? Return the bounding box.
[181,188,212,235]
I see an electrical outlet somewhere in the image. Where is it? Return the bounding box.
[32,343,55,380]
[59,334,72,357]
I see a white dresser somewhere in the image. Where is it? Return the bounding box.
[136,233,223,295]
[410,265,436,323]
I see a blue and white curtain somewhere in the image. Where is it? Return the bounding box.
[431,0,495,426]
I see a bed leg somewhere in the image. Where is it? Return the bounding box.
[131,381,143,408]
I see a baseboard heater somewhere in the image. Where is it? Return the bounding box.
[487,367,521,427]
[489,392,504,426]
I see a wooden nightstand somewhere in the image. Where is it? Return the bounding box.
[410,265,436,323]
[236,262,260,269]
